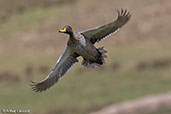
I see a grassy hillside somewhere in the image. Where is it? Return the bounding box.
[1,42,171,114]
[0,0,171,114]
[1,0,171,54]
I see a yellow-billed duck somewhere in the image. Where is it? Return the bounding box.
[31,9,131,92]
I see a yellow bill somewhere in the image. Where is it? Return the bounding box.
[59,28,66,33]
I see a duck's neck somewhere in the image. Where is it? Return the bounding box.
[69,32,75,40]
[68,33,76,46]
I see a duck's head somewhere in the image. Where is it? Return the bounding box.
[59,25,73,35]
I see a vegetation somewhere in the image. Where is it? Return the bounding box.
[0,0,171,114]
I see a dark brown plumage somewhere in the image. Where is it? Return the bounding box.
[30,9,131,92]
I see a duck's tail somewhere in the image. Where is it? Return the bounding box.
[82,47,107,68]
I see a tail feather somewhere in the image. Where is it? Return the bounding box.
[98,47,107,58]
[82,59,101,68]
[97,46,107,63]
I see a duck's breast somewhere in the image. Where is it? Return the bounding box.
[75,35,98,59]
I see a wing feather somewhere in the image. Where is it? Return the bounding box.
[30,46,78,92]
[81,9,131,44]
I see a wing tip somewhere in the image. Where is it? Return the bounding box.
[117,9,131,20]
[30,80,45,93]
[30,78,58,93]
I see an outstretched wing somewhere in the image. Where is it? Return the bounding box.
[30,46,79,92]
[81,9,131,44]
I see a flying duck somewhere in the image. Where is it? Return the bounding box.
[31,9,131,92]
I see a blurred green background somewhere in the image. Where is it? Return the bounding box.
[0,0,171,114]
